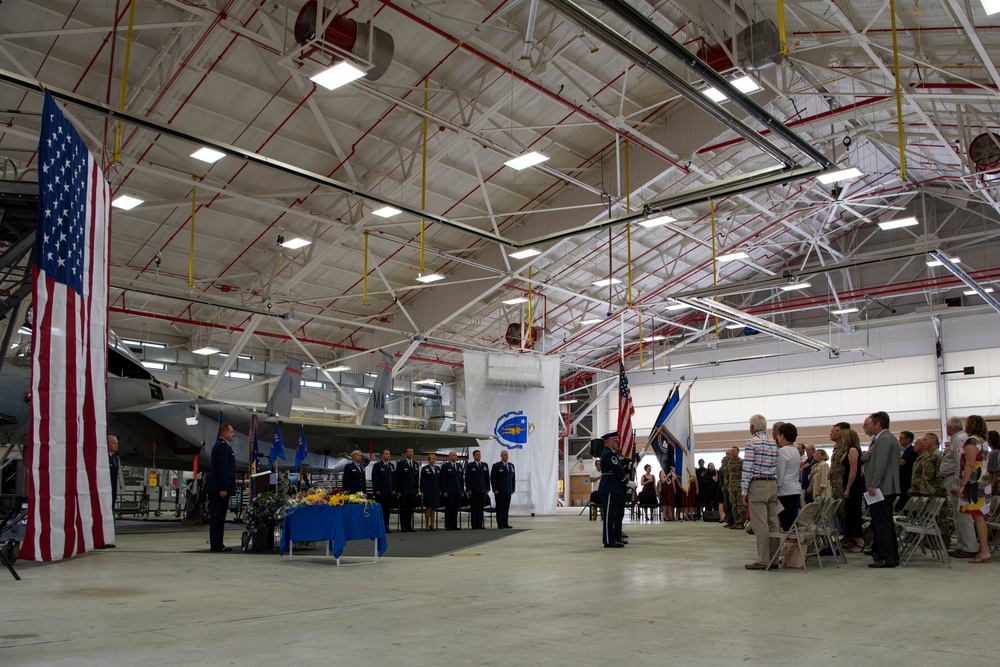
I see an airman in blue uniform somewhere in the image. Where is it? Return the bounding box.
[599,431,628,547]
[465,449,491,529]
[394,447,420,532]
[371,449,395,531]
[440,451,465,530]
[490,450,516,529]
[342,449,367,493]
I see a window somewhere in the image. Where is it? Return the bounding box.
[208,369,254,380]
[142,361,166,371]
[302,380,324,389]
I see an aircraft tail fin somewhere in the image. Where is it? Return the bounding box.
[265,359,302,417]
[360,350,394,426]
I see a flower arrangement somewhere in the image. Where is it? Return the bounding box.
[286,487,376,508]
[244,491,288,534]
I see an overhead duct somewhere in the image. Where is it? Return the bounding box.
[294,1,394,80]
[696,20,783,73]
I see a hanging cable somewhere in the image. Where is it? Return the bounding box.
[113,0,137,164]
[625,141,632,309]
[420,77,428,272]
[637,308,643,367]
[526,265,534,349]
[363,230,369,306]
[711,200,718,338]
[890,0,907,180]
[188,175,196,287]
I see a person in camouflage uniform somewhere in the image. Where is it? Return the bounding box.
[909,432,953,546]
[727,446,746,528]
[719,450,732,525]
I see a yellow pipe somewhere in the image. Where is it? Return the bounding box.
[890,0,907,180]
[420,78,428,272]
[363,230,369,306]
[113,0,137,164]
[776,0,789,55]
[188,175,196,287]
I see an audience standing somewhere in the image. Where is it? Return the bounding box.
[897,430,917,510]
[742,415,780,570]
[775,424,801,531]
[726,447,745,529]
[959,415,992,563]
[865,412,901,568]
[909,432,953,548]
[839,428,866,553]
[942,416,977,558]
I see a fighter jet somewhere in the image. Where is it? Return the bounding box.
[0,338,487,472]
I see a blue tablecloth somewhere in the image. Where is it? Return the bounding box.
[280,504,387,558]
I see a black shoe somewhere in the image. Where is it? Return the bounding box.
[604,543,625,548]
[621,533,629,539]
[868,559,896,568]
[210,546,233,552]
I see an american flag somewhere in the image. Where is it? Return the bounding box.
[21,91,112,561]
[617,357,635,459]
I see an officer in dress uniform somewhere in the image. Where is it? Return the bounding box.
[440,451,465,530]
[206,424,237,552]
[465,449,490,529]
[371,449,395,532]
[342,450,367,494]
[394,447,420,532]
[599,431,628,548]
[490,450,516,529]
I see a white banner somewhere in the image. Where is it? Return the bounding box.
[463,351,560,515]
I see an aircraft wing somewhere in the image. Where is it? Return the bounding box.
[264,415,491,457]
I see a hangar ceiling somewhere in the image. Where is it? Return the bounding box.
[2,0,1000,417]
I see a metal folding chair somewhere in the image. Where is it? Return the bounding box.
[813,497,846,566]
[899,497,950,568]
[767,502,822,572]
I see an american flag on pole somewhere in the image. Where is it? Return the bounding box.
[617,356,635,460]
[21,91,113,561]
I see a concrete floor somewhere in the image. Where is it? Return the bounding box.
[1,511,990,666]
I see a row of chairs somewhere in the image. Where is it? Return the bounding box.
[766,497,844,571]
[896,496,950,568]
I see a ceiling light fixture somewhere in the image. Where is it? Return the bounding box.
[816,167,863,184]
[310,61,366,90]
[964,287,995,296]
[674,296,837,353]
[638,214,676,228]
[731,75,763,94]
[509,248,541,259]
[372,206,402,218]
[415,379,442,385]
[877,216,919,231]
[664,302,689,312]
[928,250,1000,315]
[831,307,859,315]
[592,278,621,287]
[504,151,548,170]
[192,346,220,356]
[415,272,445,283]
[190,147,225,163]
[926,256,960,267]
[780,281,812,291]
[280,237,311,249]
[502,297,529,305]
[702,86,727,102]
[111,194,143,210]
[580,317,603,325]
[558,399,579,405]
[982,0,1000,16]
[724,323,745,330]
[328,365,351,372]
[648,335,668,341]
[717,251,749,263]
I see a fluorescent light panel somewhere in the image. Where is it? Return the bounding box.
[502,297,529,305]
[964,287,995,295]
[717,251,748,263]
[372,206,402,218]
[780,281,812,291]
[638,214,676,229]
[415,273,445,283]
[592,278,621,287]
[731,75,762,94]
[877,216,919,231]
[192,346,220,355]
[509,248,541,259]
[280,237,311,249]
[816,167,863,184]
[191,147,225,163]
[328,365,351,372]
[310,61,365,90]
[926,256,959,267]
[112,194,143,210]
[504,151,548,170]
[724,323,745,330]
[559,399,578,405]
[580,317,603,325]
[664,302,689,311]
[831,307,859,315]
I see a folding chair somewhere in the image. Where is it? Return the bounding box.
[0,506,26,581]
[899,497,951,568]
[767,502,822,571]
[813,497,846,566]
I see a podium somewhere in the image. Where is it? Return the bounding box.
[246,470,278,552]
[250,470,276,496]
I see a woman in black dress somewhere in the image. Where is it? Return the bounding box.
[840,428,865,552]
[636,464,658,519]
[420,453,441,531]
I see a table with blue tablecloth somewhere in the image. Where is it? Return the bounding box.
[280,504,387,564]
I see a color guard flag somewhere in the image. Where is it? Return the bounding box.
[249,412,259,475]
[295,425,308,471]
[21,91,113,561]
[268,427,286,467]
[617,357,635,459]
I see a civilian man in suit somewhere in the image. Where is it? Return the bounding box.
[598,431,629,548]
[342,449,366,493]
[865,411,901,568]
[206,424,237,553]
[490,450,515,529]
[440,451,465,530]
[465,449,490,529]
[394,447,420,532]
[371,449,395,532]
[897,430,917,510]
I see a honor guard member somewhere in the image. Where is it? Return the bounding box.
[599,431,629,547]
[440,451,465,530]
[206,424,237,552]
[465,450,491,529]
[491,450,516,529]
[342,450,367,494]
[394,447,420,532]
[371,449,395,532]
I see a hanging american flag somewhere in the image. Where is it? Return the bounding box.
[617,356,635,460]
[21,91,112,561]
